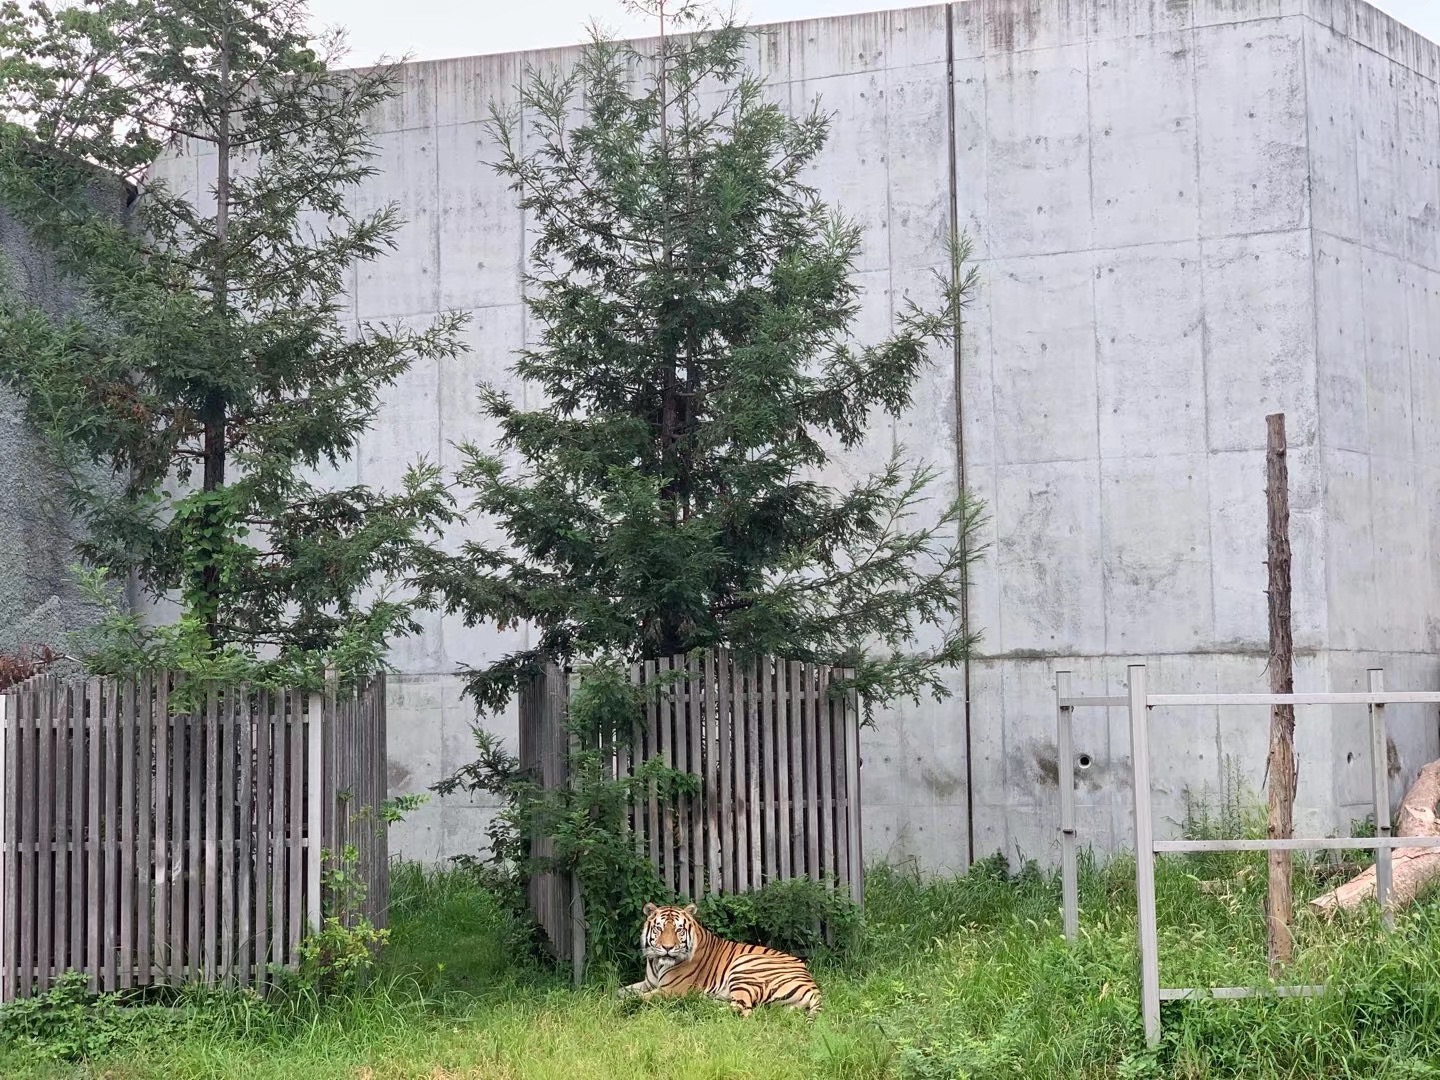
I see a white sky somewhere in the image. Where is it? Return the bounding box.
[304,0,1440,65]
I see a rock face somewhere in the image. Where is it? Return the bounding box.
[0,176,132,657]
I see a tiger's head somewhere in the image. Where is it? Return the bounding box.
[641,902,700,968]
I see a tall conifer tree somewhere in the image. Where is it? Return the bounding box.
[0,0,464,678]
[415,4,984,716]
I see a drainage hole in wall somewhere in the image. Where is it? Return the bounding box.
[1076,753,1093,771]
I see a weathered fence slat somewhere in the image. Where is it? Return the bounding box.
[288,689,303,963]
[791,664,806,882]
[807,665,823,882]
[818,666,834,885]
[137,673,153,986]
[54,683,70,981]
[306,688,322,940]
[169,680,185,984]
[102,680,119,991]
[255,689,272,980]
[760,658,776,887]
[86,680,101,993]
[660,656,677,896]
[221,690,236,985]
[643,661,660,880]
[686,652,704,897]
[844,690,863,905]
[70,682,85,980]
[271,692,288,967]
[372,674,390,928]
[717,649,733,894]
[37,679,54,993]
[119,678,135,989]
[0,672,387,1001]
[237,686,252,987]
[187,684,201,982]
[707,651,722,891]
[20,686,36,997]
[746,658,761,893]
[203,685,219,985]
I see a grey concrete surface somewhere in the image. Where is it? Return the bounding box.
[139,0,1440,873]
[0,172,131,659]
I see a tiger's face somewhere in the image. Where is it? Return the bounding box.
[641,902,698,966]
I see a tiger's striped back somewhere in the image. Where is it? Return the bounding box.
[633,903,821,1018]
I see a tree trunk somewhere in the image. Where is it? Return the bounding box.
[1265,413,1296,973]
[1311,760,1440,915]
[200,23,232,645]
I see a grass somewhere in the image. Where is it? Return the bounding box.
[6,846,1440,1079]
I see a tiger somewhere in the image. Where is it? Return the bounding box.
[618,902,822,1018]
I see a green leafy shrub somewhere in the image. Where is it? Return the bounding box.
[696,876,862,961]
[294,916,388,996]
[436,657,695,981]
[288,843,389,996]
[0,971,176,1063]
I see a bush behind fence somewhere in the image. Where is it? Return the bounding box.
[522,649,862,973]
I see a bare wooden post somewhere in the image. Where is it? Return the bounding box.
[1265,412,1297,973]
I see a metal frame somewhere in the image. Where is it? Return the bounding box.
[1054,672,1126,941]
[1125,663,1440,1047]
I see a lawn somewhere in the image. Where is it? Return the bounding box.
[6,843,1440,1079]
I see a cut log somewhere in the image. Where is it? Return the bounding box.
[1311,760,1440,916]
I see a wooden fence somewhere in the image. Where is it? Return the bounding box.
[0,671,388,1001]
[520,650,862,974]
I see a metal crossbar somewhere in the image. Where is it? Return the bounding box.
[1159,984,1327,1001]
[1157,836,1440,854]
[1121,665,1440,1048]
[1150,691,1440,706]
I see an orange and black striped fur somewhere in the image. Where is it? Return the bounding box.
[619,903,821,1018]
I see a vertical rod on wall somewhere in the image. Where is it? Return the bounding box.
[306,687,323,935]
[1369,668,1393,928]
[943,0,975,868]
[1056,671,1078,942]
[1129,664,1161,1049]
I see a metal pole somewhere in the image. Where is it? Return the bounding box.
[1056,671,1078,942]
[1369,668,1393,928]
[1129,663,1161,1048]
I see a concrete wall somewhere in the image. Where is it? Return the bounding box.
[143,0,1440,873]
[0,176,130,655]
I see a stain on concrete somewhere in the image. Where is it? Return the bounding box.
[922,766,965,799]
[1034,750,1060,786]
[387,758,413,790]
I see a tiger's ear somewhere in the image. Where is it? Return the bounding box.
[682,904,697,917]
[643,902,658,917]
